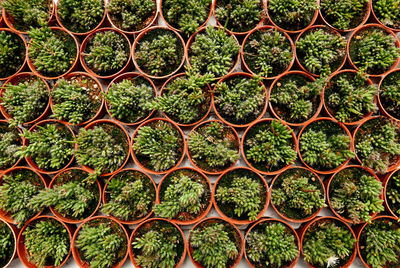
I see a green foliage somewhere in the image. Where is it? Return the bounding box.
[23,218,69,267]
[380,70,400,120]
[0,222,14,267]
[0,125,21,170]
[373,0,400,29]
[189,27,240,77]
[330,167,384,223]
[0,31,25,78]
[320,0,369,30]
[387,172,400,216]
[57,0,104,33]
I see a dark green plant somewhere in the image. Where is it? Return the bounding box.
[320,0,369,30]
[188,27,240,77]
[355,117,400,173]
[188,121,239,172]
[57,0,104,33]
[107,0,156,32]
[387,171,400,217]
[0,124,21,170]
[243,28,292,77]
[28,27,77,77]
[0,30,25,78]
[380,70,400,120]
[0,221,14,267]
[373,0,400,29]
[23,218,69,267]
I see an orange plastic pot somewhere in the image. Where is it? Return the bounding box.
[383,169,400,219]
[377,68,400,122]
[0,218,18,268]
[0,120,23,172]
[0,28,27,81]
[369,0,400,32]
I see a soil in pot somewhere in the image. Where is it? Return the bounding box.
[0,220,15,267]
[386,170,400,218]
[0,122,22,170]
[0,30,25,80]
[379,70,400,121]
[372,0,400,30]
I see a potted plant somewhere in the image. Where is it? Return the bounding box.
[133,26,185,79]
[188,217,243,268]
[186,26,240,79]
[295,26,346,76]
[102,168,156,225]
[72,216,129,268]
[348,24,400,76]
[132,118,185,174]
[354,116,400,174]
[245,218,300,268]
[0,73,49,126]
[17,216,72,267]
[371,0,400,31]
[271,167,326,223]
[269,71,324,126]
[300,216,357,268]
[51,72,104,125]
[0,121,22,171]
[213,73,267,128]
[106,0,157,34]
[0,29,26,80]
[154,167,212,225]
[213,167,269,224]
[298,118,355,174]
[105,72,155,125]
[242,119,297,175]
[324,70,377,125]
[56,0,105,35]
[187,120,240,174]
[241,26,294,79]
[378,69,400,121]
[357,216,400,268]
[0,219,16,267]
[385,169,400,218]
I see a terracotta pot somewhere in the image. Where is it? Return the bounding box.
[383,169,400,219]
[131,117,186,175]
[0,72,51,126]
[129,218,187,268]
[377,68,400,122]
[369,0,400,32]
[71,216,129,268]
[188,217,244,268]
[156,167,212,225]
[0,120,23,172]
[132,26,186,80]
[0,28,27,81]
[241,118,298,176]
[17,215,74,268]
[213,167,270,225]
[0,218,18,268]
[102,168,157,225]
[213,72,268,128]
[105,72,156,126]
[244,217,301,268]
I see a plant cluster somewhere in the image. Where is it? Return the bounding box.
[0,221,14,267]
[373,0,400,29]
[320,0,369,30]
[23,218,69,267]
[0,31,25,78]
[387,171,400,217]
[0,125,21,170]
[243,29,292,77]
[380,70,400,120]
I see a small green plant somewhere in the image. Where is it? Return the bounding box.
[272,168,326,220]
[105,77,154,124]
[0,124,21,170]
[214,76,265,125]
[387,171,400,217]
[188,121,239,173]
[373,0,400,29]
[355,117,400,173]
[349,27,400,75]
[102,170,155,222]
[244,120,297,173]
[23,218,70,267]
[188,27,240,77]
[133,120,184,172]
[303,219,356,268]
[380,70,400,120]
[0,221,14,267]
[135,28,184,77]
[246,221,299,267]
[320,0,369,30]
[296,27,346,75]
[325,71,377,123]
[300,120,355,171]
[28,27,77,77]
[0,30,25,78]
[57,0,104,33]
[107,0,156,32]
[243,28,292,77]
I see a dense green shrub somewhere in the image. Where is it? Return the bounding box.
[0,31,25,78]
[387,171,400,217]
[379,70,400,120]
[0,124,21,170]
[0,221,14,267]
[320,0,369,30]
[373,0,400,29]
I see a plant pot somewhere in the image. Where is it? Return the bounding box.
[377,68,400,122]
[213,167,270,225]
[383,169,400,219]
[129,218,187,268]
[0,120,23,172]
[370,0,400,32]
[0,218,18,268]
[0,28,27,81]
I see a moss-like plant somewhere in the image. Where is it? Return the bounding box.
[188,27,240,78]
[57,0,104,33]
[373,0,400,29]
[214,75,265,125]
[0,30,25,78]
[188,121,239,173]
[380,70,400,120]
[52,74,102,125]
[243,28,292,77]
[296,27,346,76]
[243,120,297,173]
[387,171,400,217]
[23,218,69,267]
[133,120,184,172]
[0,221,14,267]
[355,117,400,173]
[0,124,21,170]
[300,120,355,171]
[246,221,299,267]
[325,72,377,123]
[102,170,155,222]
[320,0,369,30]
[272,168,325,220]
[135,28,184,77]
[28,27,77,77]
[303,219,356,268]
[105,77,154,124]
[349,27,400,75]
